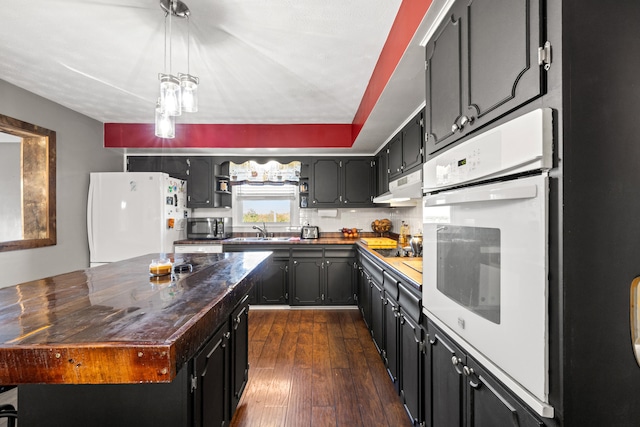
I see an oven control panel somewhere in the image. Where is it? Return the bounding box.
[423,108,553,191]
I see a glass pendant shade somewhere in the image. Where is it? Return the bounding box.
[179,73,199,112]
[159,74,182,116]
[155,100,175,138]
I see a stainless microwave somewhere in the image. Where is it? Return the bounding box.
[187,217,232,239]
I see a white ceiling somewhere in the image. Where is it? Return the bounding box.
[0,0,450,155]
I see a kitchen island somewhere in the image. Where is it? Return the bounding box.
[0,251,271,426]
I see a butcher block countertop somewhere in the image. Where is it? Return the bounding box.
[0,251,270,385]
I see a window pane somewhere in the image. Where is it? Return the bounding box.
[242,199,291,223]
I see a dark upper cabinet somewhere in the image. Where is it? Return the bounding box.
[127,156,231,209]
[387,133,404,180]
[401,112,425,174]
[311,159,341,205]
[186,157,213,208]
[342,158,375,206]
[310,158,375,207]
[375,149,389,196]
[160,157,189,180]
[212,162,232,208]
[424,0,465,156]
[387,111,425,181]
[127,156,160,172]
[425,0,544,155]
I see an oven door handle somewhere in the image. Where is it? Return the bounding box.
[424,183,538,207]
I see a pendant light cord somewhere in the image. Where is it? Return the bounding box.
[186,16,190,75]
[168,0,173,75]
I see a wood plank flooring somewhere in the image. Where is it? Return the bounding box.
[230,308,413,427]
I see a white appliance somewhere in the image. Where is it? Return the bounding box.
[88,172,189,266]
[373,169,422,205]
[422,108,554,417]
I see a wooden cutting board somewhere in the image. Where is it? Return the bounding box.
[360,237,398,249]
[401,259,423,273]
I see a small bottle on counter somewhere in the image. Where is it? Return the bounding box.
[399,221,408,246]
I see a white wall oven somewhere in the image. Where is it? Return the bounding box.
[422,108,553,417]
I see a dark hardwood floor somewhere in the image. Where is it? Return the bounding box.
[230,308,413,427]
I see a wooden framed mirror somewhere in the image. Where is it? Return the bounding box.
[0,113,56,252]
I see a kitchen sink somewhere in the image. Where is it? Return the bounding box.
[226,237,292,242]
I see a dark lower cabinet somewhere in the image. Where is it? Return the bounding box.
[230,296,250,415]
[466,357,544,427]
[356,262,372,328]
[193,322,231,427]
[425,320,545,427]
[383,293,400,390]
[325,256,357,304]
[357,249,546,427]
[400,306,421,425]
[194,296,251,427]
[427,322,465,427]
[291,249,324,305]
[291,246,356,306]
[224,245,289,305]
[370,277,385,354]
[358,250,420,413]
[19,294,251,427]
[260,258,289,304]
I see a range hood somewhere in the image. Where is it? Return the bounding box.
[373,169,422,206]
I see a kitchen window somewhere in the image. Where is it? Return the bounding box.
[232,184,299,232]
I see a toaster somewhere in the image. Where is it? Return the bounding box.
[301,226,319,239]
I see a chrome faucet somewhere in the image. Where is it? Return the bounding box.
[252,222,268,238]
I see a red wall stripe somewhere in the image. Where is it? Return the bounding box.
[104,123,353,149]
[104,0,432,150]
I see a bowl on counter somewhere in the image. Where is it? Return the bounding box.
[340,228,361,238]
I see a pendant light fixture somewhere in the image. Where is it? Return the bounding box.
[155,0,199,138]
[155,98,175,138]
[179,12,199,113]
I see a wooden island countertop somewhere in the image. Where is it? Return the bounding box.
[0,251,270,385]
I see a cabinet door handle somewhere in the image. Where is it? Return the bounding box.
[460,115,474,127]
[451,356,464,375]
[463,366,480,389]
[451,123,460,133]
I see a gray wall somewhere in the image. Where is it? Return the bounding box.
[0,80,122,288]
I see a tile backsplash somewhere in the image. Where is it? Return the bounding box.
[300,206,423,236]
[194,205,423,236]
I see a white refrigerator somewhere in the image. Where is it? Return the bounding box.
[87,172,189,266]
